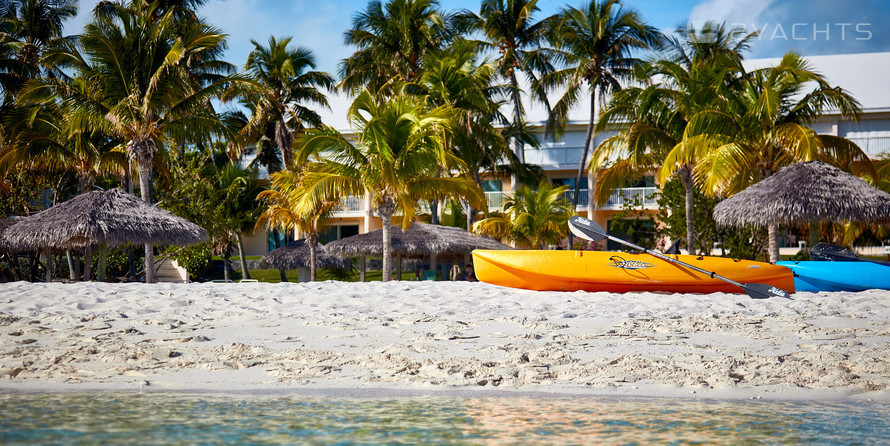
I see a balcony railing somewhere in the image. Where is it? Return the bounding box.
[484,187,659,211]
[333,187,661,216]
[603,187,660,209]
[847,136,890,158]
[333,195,364,213]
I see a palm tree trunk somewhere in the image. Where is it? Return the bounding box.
[768,223,780,263]
[378,199,396,282]
[570,93,598,249]
[279,268,288,282]
[236,234,251,280]
[509,71,524,165]
[133,140,156,284]
[679,166,696,255]
[223,248,231,282]
[275,120,292,168]
[308,233,318,281]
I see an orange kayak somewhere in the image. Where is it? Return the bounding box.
[472,249,795,294]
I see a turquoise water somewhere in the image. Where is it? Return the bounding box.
[1,392,888,445]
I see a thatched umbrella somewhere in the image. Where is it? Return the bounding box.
[714,161,890,262]
[2,188,207,281]
[259,240,349,282]
[325,222,511,280]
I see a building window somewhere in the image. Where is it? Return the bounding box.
[267,229,294,251]
[481,180,502,192]
[551,177,588,189]
[320,225,360,244]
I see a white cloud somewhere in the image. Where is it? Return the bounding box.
[688,0,776,29]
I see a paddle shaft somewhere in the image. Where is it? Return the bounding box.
[598,232,746,288]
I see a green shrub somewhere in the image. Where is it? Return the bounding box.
[165,243,213,280]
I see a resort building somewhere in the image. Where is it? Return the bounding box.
[241,50,890,256]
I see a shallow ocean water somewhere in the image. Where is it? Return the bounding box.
[1,392,888,445]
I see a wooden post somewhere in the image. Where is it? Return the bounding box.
[44,250,52,282]
[429,253,437,281]
[359,255,366,282]
[66,251,76,280]
[83,247,92,281]
[97,243,107,282]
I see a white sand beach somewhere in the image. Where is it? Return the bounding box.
[1,281,889,401]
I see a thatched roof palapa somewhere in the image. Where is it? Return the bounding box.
[2,188,207,251]
[714,161,890,228]
[260,240,349,270]
[325,222,512,260]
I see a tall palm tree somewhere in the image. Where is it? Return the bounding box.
[472,180,573,249]
[294,89,486,281]
[339,0,452,92]
[543,0,659,216]
[455,0,547,169]
[591,22,753,253]
[0,0,77,72]
[662,52,871,262]
[222,36,333,171]
[27,0,237,282]
[414,39,531,227]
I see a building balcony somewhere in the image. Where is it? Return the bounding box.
[484,187,660,212]
[847,136,890,158]
[332,195,365,215]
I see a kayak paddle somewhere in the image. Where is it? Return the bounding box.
[568,216,792,300]
[810,243,890,266]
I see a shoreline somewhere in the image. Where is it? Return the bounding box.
[2,281,889,402]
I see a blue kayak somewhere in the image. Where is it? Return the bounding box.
[776,260,890,292]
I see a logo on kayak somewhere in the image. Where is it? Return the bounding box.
[608,256,654,270]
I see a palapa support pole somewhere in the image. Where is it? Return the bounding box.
[97,243,108,282]
[359,255,366,282]
[396,254,402,281]
[429,253,437,281]
[83,247,92,281]
[66,250,76,281]
[44,249,52,282]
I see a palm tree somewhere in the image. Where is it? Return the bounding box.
[472,180,573,249]
[662,52,871,262]
[455,0,547,169]
[543,0,659,217]
[591,22,754,254]
[28,0,237,282]
[222,36,333,171]
[0,0,77,73]
[339,0,452,92]
[414,39,530,227]
[256,169,338,281]
[294,89,486,281]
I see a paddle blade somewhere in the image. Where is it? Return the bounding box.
[743,283,792,300]
[568,216,606,242]
[810,243,858,262]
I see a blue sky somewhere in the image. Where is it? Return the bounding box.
[64,0,889,77]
